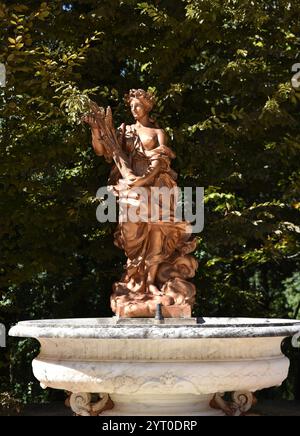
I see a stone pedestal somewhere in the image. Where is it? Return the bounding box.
[9,317,300,416]
[115,304,192,318]
[101,394,223,416]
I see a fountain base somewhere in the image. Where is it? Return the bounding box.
[9,317,300,416]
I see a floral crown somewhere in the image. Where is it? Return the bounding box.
[124,89,156,112]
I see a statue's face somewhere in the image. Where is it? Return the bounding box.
[130,98,147,120]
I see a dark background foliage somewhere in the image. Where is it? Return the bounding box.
[0,0,299,406]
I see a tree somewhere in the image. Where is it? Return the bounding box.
[0,0,300,403]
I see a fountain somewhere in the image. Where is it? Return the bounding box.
[9,90,300,416]
[9,317,300,416]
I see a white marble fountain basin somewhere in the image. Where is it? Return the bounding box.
[9,317,300,416]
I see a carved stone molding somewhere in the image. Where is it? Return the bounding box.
[32,357,288,395]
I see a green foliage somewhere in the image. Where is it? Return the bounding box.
[0,391,21,416]
[60,88,94,124]
[0,0,300,403]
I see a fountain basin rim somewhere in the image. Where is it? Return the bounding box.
[9,317,300,340]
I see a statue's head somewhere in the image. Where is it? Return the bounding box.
[125,89,156,120]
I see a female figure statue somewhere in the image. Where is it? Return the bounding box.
[83,89,198,317]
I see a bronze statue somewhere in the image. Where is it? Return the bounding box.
[83,89,198,317]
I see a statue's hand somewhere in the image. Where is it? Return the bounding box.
[126,176,145,187]
[81,114,98,132]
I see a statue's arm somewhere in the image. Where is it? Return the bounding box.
[82,114,106,156]
[157,129,168,148]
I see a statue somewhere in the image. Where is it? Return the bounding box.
[83,89,198,317]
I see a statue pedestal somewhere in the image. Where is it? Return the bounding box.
[9,318,300,416]
[115,304,192,318]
